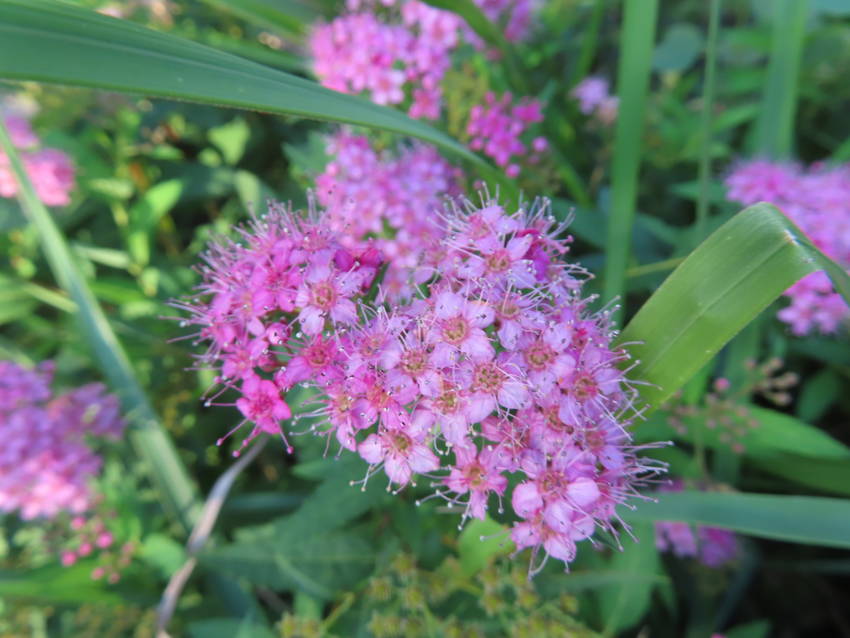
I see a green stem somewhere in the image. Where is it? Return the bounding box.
[0,120,202,534]
[694,0,722,244]
[751,0,808,158]
[603,0,659,322]
[569,0,607,87]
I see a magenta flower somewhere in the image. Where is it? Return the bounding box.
[295,263,359,336]
[359,410,440,486]
[444,443,508,520]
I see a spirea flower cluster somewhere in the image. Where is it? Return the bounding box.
[310,1,462,119]
[0,360,124,520]
[655,482,738,568]
[177,195,661,571]
[316,131,461,301]
[571,76,619,126]
[0,110,75,207]
[465,92,548,177]
[309,0,536,120]
[725,160,850,335]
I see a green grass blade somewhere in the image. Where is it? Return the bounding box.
[0,120,201,533]
[627,491,850,549]
[0,0,480,168]
[694,0,722,243]
[618,202,850,413]
[751,0,808,158]
[603,0,659,320]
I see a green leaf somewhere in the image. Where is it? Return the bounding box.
[188,617,276,638]
[597,522,660,634]
[626,491,850,548]
[139,533,188,580]
[209,117,251,165]
[203,528,375,599]
[0,120,201,533]
[126,179,183,267]
[457,517,513,576]
[0,0,481,168]
[652,23,705,72]
[618,203,850,412]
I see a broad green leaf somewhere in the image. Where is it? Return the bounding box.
[618,203,850,412]
[0,0,482,168]
[209,117,251,165]
[127,179,183,267]
[0,121,201,533]
[203,528,375,599]
[626,491,850,549]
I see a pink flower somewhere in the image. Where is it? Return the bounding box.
[358,410,439,485]
[428,289,495,365]
[444,443,507,520]
[295,263,359,335]
[235,373,292,436]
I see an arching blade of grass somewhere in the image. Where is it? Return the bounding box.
[0,121,201,534]
[627,491,850,549]
[618,202,850,413]
[0,0,481,169]
[751,0,808,158]
[603,0,659,321]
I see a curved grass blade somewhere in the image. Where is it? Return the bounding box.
[0,0,480,168]
[626,491,850,549]
[0,120,201,533]
[618,202,850,413]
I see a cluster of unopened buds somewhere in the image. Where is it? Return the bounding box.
[176,193,663,572]
[0,107,75,207]
[726,159,850,335]
[666,358,797,454]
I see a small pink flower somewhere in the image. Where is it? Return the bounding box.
[358,410,439,485]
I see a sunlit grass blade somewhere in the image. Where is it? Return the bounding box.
[0,120,201,533]
[618,202,850,413]
[0,0,480,169]
[627,491,850,549]
[603,0,659,320]
[694,0,722,243]
[751,0,808,158]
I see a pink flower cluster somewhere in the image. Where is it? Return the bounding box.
[0,112,75,206]
[310,1,536,119]
[316,131,461,301]
[655,482,738,568]
[725,160,850,335]
[177,195,661,571]
[309,1,461,119]
[0,360,124,520]
[571,76,619,125]
[174,201,383,454]
[466,92,548,177]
